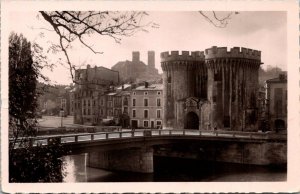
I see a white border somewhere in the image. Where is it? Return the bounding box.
[1,0,300,193]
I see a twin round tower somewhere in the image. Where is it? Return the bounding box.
[161,46,262,131]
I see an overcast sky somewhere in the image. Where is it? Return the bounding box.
[9,11,287,85]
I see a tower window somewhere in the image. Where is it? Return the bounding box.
[167,76,171,83]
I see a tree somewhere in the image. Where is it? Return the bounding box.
[39,11,158,83]
[9,32,39,145]
[38,11,236,84]
[9,32,65,182]
[199,11,239,28]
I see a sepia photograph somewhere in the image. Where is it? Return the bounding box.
[1,0,299,193]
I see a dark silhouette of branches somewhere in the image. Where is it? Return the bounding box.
[39,11,158,83]
[199,11,239,28]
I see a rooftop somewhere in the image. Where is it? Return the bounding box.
[266,73,287,83]
[134,84,163,91]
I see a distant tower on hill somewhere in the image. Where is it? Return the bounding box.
[148,51,155,69]
[132,51,140,62]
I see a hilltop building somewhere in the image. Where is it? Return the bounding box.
[112,51,161,83]
[161,46,262,131]
[265,73,287,131]
[38,84,73,116]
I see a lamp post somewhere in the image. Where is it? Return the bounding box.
[60,108,64,127]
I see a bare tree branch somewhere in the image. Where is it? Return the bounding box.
[39,11,156,85]
[199,11,238,28]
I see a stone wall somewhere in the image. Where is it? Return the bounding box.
[87,147,154,173]
[154,141,286,165]
[161,46,262,131]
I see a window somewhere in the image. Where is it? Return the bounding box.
[132,109,136,118]
[132,98,136,107]
[157,91,161,95]
[157,109,161,118]
[144,98,148,107]
[100,99,104,106]
[83,99,86,106]
[87,109,90,115]
[213,96,217,103]
[144,110,148,118]
[108,101,112,107]
[100,109,103,115]
[123,97,128,106]
[88,100,90,106]
[168,76,171,83]
[144,92,148,95]
[133,92,136,95]
[124,107,128,114]
[157,98,161,107]
[144,120,149,128]
[83,109,86,115]
[274,88,283,116]
[156,120,162,126]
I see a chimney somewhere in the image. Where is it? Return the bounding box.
[122,84,124,90]
[279,74,286,81]
[132,51,140,62]
[148,51,155,68]
[144,81,149,88]
[87,64,91,69]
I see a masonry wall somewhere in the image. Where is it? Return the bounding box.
[154,141,286,165]
[87,147,154,173]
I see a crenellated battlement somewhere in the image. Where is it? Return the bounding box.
[204,46,261,60]
[160,51,205,62]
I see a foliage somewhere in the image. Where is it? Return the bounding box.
[9,32,65,182]
[9,32,39,141]
[259,65,284,86]
[9,143,66,182]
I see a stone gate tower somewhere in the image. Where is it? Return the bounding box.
[161,51,206,129]
[161,46,262,131]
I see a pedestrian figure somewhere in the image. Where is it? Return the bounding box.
[213,124,217,134]
[207,123,211,130]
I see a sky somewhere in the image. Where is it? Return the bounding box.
[9,11,287,85]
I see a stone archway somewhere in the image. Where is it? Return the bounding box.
[184,112,199,129]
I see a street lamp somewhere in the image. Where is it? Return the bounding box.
[60,108,65,127]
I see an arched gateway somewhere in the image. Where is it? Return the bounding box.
[185,112,199,129]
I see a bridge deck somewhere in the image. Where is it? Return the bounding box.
[11,129,286,149]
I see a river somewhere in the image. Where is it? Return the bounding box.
[62,154,286,182]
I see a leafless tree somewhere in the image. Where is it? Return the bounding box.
[39,11,236,85]
[39,11,158,83]
[199,11,239,28]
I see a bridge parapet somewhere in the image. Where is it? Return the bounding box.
[11,129,287,149]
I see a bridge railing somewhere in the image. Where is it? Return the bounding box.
[10,129,286,148]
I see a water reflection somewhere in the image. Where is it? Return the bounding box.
[62,154,286,182]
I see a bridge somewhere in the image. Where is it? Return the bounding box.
[11,129,287,173]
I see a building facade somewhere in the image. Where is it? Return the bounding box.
[265,73,287,131]
[130,83,163,129]
[161,46,262,131]
[73,65,119,125]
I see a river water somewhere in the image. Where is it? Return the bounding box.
[62,154,286,182]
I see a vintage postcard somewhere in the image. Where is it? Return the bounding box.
[1,0,299,193]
